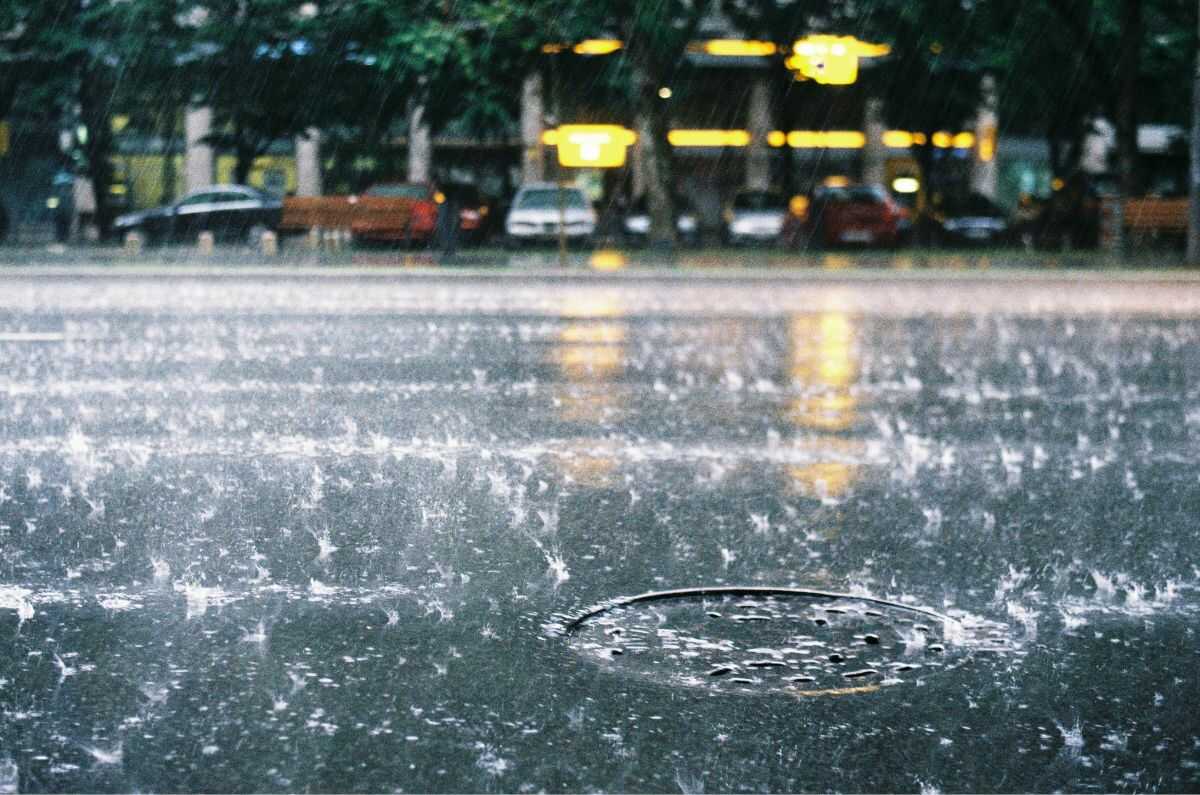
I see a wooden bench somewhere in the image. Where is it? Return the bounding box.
[279,196,416,233]
[1123,198,1187,232]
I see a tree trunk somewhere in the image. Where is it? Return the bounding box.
[78,66,114,238]
[631,58,675,249]
[1189,0,1200,264]
[1116,0,1142,200]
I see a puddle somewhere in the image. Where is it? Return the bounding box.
[556,587,1014,697]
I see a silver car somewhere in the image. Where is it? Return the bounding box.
[723,190,788,246]
[504,184,597,247]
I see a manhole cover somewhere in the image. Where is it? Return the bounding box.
[556,587,1011,697]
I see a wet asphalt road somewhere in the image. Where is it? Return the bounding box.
[1,267,1199,792]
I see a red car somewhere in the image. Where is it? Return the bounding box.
[785,184,909,248]
[351,183,441,244]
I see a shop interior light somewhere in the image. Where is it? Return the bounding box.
[696,39,777,57]
[891,177,920,194]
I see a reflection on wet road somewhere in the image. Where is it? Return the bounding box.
[1,271,1199,792]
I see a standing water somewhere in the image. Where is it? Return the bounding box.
[0,271,1199,792]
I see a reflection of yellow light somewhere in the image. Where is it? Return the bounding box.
[821,254,853,270]
[668,129,751,147]
[822,175,850,188]
[560,294,624,319]
[784,131,864,149]
[560,322,626,345]
[787,313,859,437]
[952,132,975,149]
[552,124,637,168]
[788,460,856,496]
[892,176,920,194]
[767,130,786,147]
[786,35,890,85]
[883,130,913,148]
[789,195,809,217]
[978,125,996,161]
[573,39,622,55]
[695,39,778,57]
[589,249,628,272]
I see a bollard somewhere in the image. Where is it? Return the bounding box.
[197,231,215,255]
[123,230,143,256]
[307,226,321,251]
[260,229,278,256]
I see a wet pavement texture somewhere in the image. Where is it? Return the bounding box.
[1,269,1199,793]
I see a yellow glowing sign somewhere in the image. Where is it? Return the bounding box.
[550,125,637,168]
[786,35,890,85]
[667,129,751,147]
[882,130,914,148]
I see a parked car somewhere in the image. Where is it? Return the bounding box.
[113,184,282,243]
[351,182,440,245]
[925,192,1012,246]
[722,190,788,245]
[1012,175,1103,250]
[787,184,908,248]
[621,194,700,246]
[440,182,496,245]
[504,183,597,247]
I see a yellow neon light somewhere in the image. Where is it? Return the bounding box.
[952,131,975,149]
[787,35,890,85]
[573,39,622,55]
[784,130,865,149]
[696,39,777,57]
[767,130,787,147]
[882,130,913,148]
[931,131,953,148]
[667,129,751,147]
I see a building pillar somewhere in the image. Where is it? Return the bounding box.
[862,97,887,186]
[407,99,431,184]
[295,128,322,196]
[745,76,771,190]
[521,71,546,183]
[971,74,999,199]
[184,106,214,193]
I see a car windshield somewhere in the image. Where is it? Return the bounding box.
[365,184,429,199]
[733,192,786,211]
[441,184,481,204]
[516,189,587,210]
[629,195,693,214]
[819,186,887,204]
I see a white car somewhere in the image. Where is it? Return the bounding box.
[723,190,788,245]
[505,184,597,246]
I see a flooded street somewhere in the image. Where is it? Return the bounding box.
[1,268,1199,792]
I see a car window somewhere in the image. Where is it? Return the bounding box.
[365,184,430,199]
[733,192,785,210]
[515,189,587,210]
[177,192,218,206]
